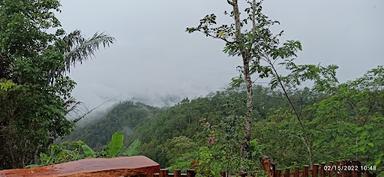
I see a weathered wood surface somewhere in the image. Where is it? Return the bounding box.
[0,156,160,177]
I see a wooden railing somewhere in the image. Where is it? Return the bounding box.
[151,159,376,177]
[153,169,196,177]
[153,169,248,177]
[260,157,376,177]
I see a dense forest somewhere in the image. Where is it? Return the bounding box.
[65,68,384,175]
[0,0,114,169]
[64,102,158,149]
[0,0,383,176]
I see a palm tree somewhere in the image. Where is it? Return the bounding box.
[61,30,115,121]
[63,30,115,72]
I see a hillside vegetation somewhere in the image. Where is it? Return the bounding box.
[64,102,158,149]
[66,66,384,175]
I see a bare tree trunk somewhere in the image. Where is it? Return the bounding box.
[230,0,253,159]
[242,58,253,159]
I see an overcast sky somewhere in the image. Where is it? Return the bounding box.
[58,0,383,108]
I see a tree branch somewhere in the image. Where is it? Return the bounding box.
[71,99,113,123]
[263,56,313,165]
[227,0,234,6]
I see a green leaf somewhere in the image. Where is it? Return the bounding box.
[123,139,141,156]
[105,132,125,157]
[81,144,95,158]
[367,143,374,147]
[0,80,16,91]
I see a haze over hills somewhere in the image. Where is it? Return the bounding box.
[64,71,384,170]
[64,102,158,149]
[59,0,384,109]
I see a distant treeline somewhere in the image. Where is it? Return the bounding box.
[66,66,383,175]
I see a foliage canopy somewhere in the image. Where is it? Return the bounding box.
[0,0,114,168]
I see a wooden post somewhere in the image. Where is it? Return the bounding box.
[275,170,282,177]
[187,169,196,177]
[272,163,276,177]
[220,172,227,177]
[351,169,358,177]
[351,161,359,177]
[174,169,181,177]
[160,169,169,177]
[341,161,347,177]
[346,160,353,177]
[303,165,309,177]
[312,164,319,177]
[329,161,334,177]
[294,168,299,177]
[240,171,247,177]
[320,163,326,177]
[356,160,362,177]
[336,161,343,177]
[284,168,290,177]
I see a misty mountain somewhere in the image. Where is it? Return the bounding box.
[64,101,158,149]
[62,78,384,171]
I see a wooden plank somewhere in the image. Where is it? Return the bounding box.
[240,171,247,177]
[283,168,290,177]
[174,169,181,177]
[329,161,334,177]
[160,169,169,177]
[312,164,319,177]
[294,168,299,177]
[187,169,196,177]
[220,172,227,177]
[336,161,343,177]
[0,156,160,177]
[272,163,277,177]
[320,163,326,177]
[345,160,352,177]
[303,165,309,177]
[351,161,359,177]
[340,161,346,177]
[276,170,282,177]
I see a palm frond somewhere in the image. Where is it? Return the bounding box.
[64,31,115,72]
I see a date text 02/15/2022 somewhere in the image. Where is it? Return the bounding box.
[324,165,376,172]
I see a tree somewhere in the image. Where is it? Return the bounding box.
[187,0,302,160]
[0,0,114,168]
